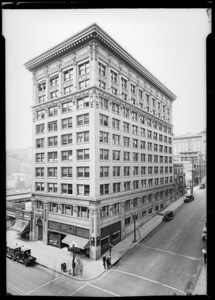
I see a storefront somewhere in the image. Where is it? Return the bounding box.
[100,221,121,255]
[9,218,30,238]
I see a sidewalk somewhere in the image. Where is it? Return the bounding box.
[6,183,205,289]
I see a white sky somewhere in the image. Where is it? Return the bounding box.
[3,8,210,150]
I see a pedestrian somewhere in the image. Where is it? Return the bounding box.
[102,255,106,269]
[202,249,207,264]
[107,255,111,268]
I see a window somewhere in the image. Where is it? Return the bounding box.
[47,183,58,193]
[61,117,72,129]
[148,179,153,187]
[77,185,90,196]
[50,91,58,99]
[48,106,58,117]
[112,134,120,145]
[61,134,72,145]
[38,81,46,92]
[148,167,153,175]
[154,166,159,174]
[113,150,120,161]
[38,95,45,103]
[35,168,44,177]
[134,198,138,207]
[131,98,136,106]
[132,139,138,148]
[37,109,45,120]
[132,125,138,135]
[148,154,153,162]
[99,114,109,126]
[165,166,168,174]
[147,119,152,127]
[139,115,145,124]
[139,89,143,99]
[100,131,109,143]
[35,182,44,192]
[98,62,106,76]
[154,155,158,163]
[125,217,131,225]
[141,166,146,175]
[122,93,127,101]
[77,131,89,143]
[48,151,58,162]
[121,77,127,89]
[48,167,57,177]
[146,94,150,104]
[124,181,131,191]
[62,204,73,216]
[100,184,109,195]
[61,150,72,161]
[123,122,129,132]
[148,208,152,214]
[153,121,157,129]
[141,153,146,162]
[111,70,118,83]
[131,83,136,94]
[63,68,73,81]
[133,166,139,175]
[100,97,108,110]
[139,141,145,150]
[77,97,90,109]
[140,128,145,137]
[122,107,129,118]
[141,179,147,188]
[99,80,106,90]
[155,178,159,186]
[36,138,44,148]
[100,149,109,160]
[36,124,45,134]
[113,203,120,214]
[154,144,158,151]
[48,121,58,132]
[123,136,130,147]
[148,142,152,151]
[112,118,120,130]
[159,145,163,152]
[77,113,89,126]
[61,101,72,113]
[77,167,90,178]
[142,210,147,217]
[160,156,163,163]
[164,146,168,153]
[147,130,152,139]
[49,202,58,213]
[131,111,137,121]
[48,136,58,147]
[79,79,89,89]
[36,201,44,209]
[64,85,73,95]
[111,86,117,95]
[112,102,120,114]
[113,166,120,177]
[36,153,44,163]
[100,166,109,178]
[101,205,109,218]
[77,149,89,160]
[79,61,89,75]
[113,182,121,193]
[50,76,59,87]
[124,166,130,176]
[133,153,138,162]
[61,167,72,178]
[123,151,130,161]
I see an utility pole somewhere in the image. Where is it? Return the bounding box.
[132,213,138,243]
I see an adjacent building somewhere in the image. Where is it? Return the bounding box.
[173,163,185,201]
[24,24,176,259]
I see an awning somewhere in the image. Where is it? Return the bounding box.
[10,219,30,234]
[62,234,90,250]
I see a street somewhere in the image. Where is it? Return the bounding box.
[7,188,206,296]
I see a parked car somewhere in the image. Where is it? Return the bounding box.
[202,226,207,241]
[6,245,21,261]
[184,194,194,203]
[162,210,174,221]
[15,248,36,266]
[200,183,205,189]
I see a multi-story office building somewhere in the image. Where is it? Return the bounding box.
[173,163,185,200]
[24,24,176,259]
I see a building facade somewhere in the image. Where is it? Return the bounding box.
[173,163,185,201]
[25,24,176,260]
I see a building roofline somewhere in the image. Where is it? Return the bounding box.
[24,23,176,101]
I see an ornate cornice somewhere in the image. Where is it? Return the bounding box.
[24,23,176,101]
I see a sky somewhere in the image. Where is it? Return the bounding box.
[3,8,210,150]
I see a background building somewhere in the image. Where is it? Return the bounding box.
[173,163,185,201]
[25,23,176,260]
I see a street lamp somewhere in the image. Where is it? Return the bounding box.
[132,213,138,243]
[69,242,77,276]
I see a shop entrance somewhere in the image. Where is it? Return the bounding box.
[37,218,43,240]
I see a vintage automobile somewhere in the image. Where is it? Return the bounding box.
[15,248,36,266]
[6,245,21,261]
[184,194,194,203]
[200,183,205,189]
[162,210,174,221]
[202,226,207,241]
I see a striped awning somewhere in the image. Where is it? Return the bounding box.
[10,219,29,234]
[62,234,90,250]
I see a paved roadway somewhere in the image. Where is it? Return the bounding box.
[6,188,206,296]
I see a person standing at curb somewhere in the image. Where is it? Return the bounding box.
[102,255,106,269]
[106,255,111,268]
[202,249,207,264]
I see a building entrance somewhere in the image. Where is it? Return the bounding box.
[37,218,43,240]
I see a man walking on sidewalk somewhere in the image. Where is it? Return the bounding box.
[102,255,107,269]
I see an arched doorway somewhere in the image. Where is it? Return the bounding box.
[37,218,43,240]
